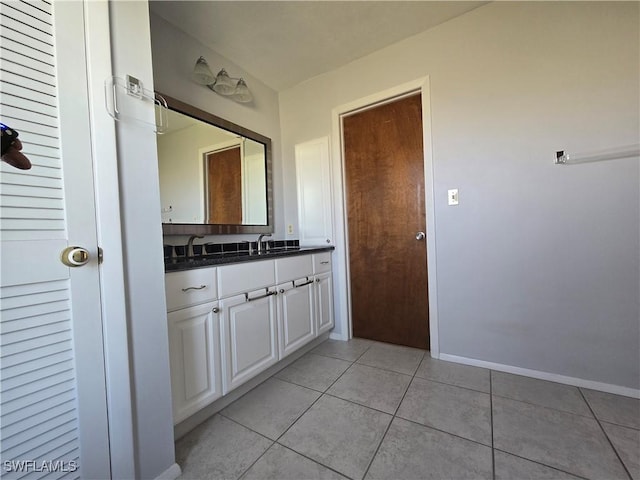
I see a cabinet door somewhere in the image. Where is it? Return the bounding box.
[168,302,222,424]
[220,290,278,394]
[295,137,333,246]
[315,272,335,335]
[277,280,315,359]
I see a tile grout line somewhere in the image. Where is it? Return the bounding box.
[217,349,363,480]
[222,360,363,480]
[577,387,634,480]
[285,340,379,479]
[179,339,638,480]
[235,439,276,480]
[272,375,330,394]
[178,342,419,479]
[396,413,494,449]
[492,448,591,480]
[212,414,276,480]
[490,391,597,420]
[360,350,426,480]
[257,342,375,478]
[490,385,624,422]
[355,359,424,377]
[221,384,347,479]
[273,442,356,480]
[490,370,495,480]
[414,373,491,395]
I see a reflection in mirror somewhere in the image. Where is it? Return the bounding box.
[156,94,273,235]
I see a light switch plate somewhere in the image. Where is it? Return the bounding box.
[448,189,459,206]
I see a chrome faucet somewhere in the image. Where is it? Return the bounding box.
[257,233,272,253]
[187,235,204,258]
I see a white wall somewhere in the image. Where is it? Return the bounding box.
[279,2,640,390]
[150,12,283,242]
[158,123,235,223]
[109,2,177,478]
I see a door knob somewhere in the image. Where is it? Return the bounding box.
[61,246,90,267]
[415,231,425,240]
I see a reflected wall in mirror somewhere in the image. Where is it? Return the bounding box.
[156,94,273,235]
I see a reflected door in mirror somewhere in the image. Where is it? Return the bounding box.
[207,147,242,224]
[157,93,273,234]
[157,104,270,227]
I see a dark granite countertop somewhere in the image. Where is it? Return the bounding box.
[165,246,334,272]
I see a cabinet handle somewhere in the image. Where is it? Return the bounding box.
[279,289,285,294]
[245,289,277,302]
[320,261,330,265]
[295,279,314,288]
[316,278,321,283]
[182,284,206,292]
[212,307,220,314]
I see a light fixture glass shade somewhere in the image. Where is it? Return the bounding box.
[192,56,216,85]
[233,78,253,103]
[212,69,237,95]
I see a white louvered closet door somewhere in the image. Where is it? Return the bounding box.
[0,1,111,479]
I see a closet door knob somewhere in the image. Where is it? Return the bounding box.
[61,246,90,267]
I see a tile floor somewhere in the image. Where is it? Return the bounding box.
[176,338,640,480]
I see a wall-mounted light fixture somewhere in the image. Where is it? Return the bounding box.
[191,56,253,103]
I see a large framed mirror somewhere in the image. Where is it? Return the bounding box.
[157,93,273,235]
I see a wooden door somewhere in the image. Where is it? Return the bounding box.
[207,146,242,223]
[343,94,429,349]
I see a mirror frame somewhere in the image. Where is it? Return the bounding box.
[158,93,274,235]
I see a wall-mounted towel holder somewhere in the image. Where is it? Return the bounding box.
[555,144,640,165]
[105,75,168,134]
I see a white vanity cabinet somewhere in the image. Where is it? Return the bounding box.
[165,267,222,424]
[165,249,334,424]
[218,260,279,394]
[313,252,335,335]
[276,255,315,359]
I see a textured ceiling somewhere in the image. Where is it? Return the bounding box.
[149,1,487,91]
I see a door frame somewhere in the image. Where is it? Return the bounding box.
[330,77,440,357]
[81,1,137,477]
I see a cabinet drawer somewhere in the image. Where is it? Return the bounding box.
[275,255,313,283]
[313,252,332,274]
[165,267,217,311]
[217,259,275,298]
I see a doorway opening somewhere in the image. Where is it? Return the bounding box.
[331,77,439,354]
[342,93,429,349]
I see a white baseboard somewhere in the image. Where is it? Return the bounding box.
[154,463,181,480]
[438,353,640,399]
[329,331,348,340]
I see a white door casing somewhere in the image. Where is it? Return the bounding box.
[1,1,110,478]
[330,78,440,353]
